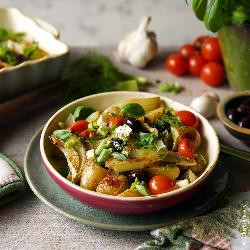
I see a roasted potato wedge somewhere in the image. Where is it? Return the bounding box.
[118,188,143,197]
[105,157,159,173]
[80,160,109,190]
[139,106,165,124]
[96,174,129,195]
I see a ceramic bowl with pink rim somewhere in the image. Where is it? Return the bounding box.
[40,91,219,214]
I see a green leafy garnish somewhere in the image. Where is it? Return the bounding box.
[0,28,25,42]
[136,132,158,149]
[22,42,39,59]
[65,136,82,148]
[159,82,183,95]
[121,103,145,117]
[131,178,151,196]
[73,105,95,120]
[53,129,71,141]
[0,43,16,65]
[156,109,182,128]
[63,52,141,102]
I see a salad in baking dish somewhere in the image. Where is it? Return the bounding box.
[49,97,206,197]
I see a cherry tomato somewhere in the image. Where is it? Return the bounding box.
[107,116,125,127]
[80,130,97,139]
[200,62,224,86]
[177,110,199,128]
[194,35,209,49]
[178,44,196,59]
[178,138,194,159]
[148,176,175,195]
[68,120,88,133]
[201,37,222,62]
[188,55,206,76]
[166,53,188,76]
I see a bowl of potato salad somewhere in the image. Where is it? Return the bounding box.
[40,91,219,214]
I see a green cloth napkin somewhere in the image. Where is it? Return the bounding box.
[0,153,26,206]
[137,191,250,250]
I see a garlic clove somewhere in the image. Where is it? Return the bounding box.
[202,92,220,103]
[117,16,158,68]
[190,95,217,119]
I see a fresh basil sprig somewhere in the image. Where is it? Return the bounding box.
[191,0,250,32]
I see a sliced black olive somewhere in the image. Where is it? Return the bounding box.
[127,170,150,184]
[109,138,126,152]
[125,117,143,133]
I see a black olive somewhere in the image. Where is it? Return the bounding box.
[238,116,250,129]
[125,117,143,133]
[226,108,242,123]
[110,138,125,152]
[237,103,250,115]
[154,120,171,133]
[127,170,150,184]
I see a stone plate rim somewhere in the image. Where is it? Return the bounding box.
[24,128,229,232]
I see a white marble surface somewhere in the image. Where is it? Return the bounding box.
[0,0,207,47]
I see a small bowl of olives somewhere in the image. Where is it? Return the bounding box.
[217,91,250,142]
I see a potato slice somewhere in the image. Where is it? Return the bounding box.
[80,160,109,191]
[105,157,159,173]
[146,166,180,180]
[96,174,129,195]
[139,106,165,124]
[118,188,143,197]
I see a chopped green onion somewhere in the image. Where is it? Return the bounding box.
[159,82,183,95]
[97,148,112,164]
[95,139,109,156]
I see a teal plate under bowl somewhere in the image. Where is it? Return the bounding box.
[24,129,229,232]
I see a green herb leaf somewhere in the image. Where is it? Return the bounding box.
[121,103,145,117]
[65,136,82,148]
[73,105,95,120]
[0,43,16,65]
[136,132,158,149]
[0,28,25,42]
[204,0,224,32]
[131,178,151,196]
[231,6,249,25]
[192,0,208,21]
[53,129,71,141]
[161,109,182,127]
[22,42,38,59]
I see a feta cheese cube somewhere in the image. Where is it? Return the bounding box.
[176,179,189,189]
[115,124,132,139]
[86,149,95,160]
[156,139,166,150]
[97,115,107,126]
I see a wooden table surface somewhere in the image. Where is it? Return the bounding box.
[0,47,249,250]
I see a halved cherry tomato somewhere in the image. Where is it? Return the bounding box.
[148,176,175,195]
[194,35,209,49]
[200,62,224,86]
[107,116,125,127]
[177,110,199,129]
[178,138,194,159]
[201,37,222,62]
[188,55,206,76]
[166,53,188,76]
[179,44,196,59]
[80,130,97,139]
[68,120,88,133]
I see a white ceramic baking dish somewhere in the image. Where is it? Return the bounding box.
[0,8,69,103]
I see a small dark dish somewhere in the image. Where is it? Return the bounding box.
[217,91,250,143]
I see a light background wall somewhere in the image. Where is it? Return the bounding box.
[0,0,208,46]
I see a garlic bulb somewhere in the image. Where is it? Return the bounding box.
[190,92,219,119]
[117,16,158,68]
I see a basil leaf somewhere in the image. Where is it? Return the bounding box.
[192,0,208,21]
[53,129,71,141]
[73,105,95,120]
[204,0,224,32]
[136,184,151,196]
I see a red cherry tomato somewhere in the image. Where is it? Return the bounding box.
[68,120,88,133]
[188,55,206,76]
[178,138,194,159]
[194,35,209,49]
[177,110,199,128]
[166,54,188,76]
[148,176,175,195]
[201,37,222,62]
[200,62,224,86]
[107,116,125,127]
[80,130,97,139]
[178,44,196,59]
